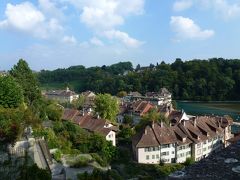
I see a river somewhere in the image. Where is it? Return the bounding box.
[176,101,240,133]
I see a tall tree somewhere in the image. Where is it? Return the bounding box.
[0,76,24,108]
[95,94,119,122]
[10,59,41,105]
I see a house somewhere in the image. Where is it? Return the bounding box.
[132,115,233,164]
[80,91,96,113]
[125,88,172,106]
[45,87,79,103]
[62,108,117,146]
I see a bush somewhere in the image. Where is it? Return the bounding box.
[184,157,195,166]
[156,164,184,177]
[67,155,91,168]
[53,149,62,162]
[91,153,108,167]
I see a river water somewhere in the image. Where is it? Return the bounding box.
[176,101,240,133]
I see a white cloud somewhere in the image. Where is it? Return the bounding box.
[175,0,240,20]
[38,0,65,20]
[170,16,214,40]
[62,35,77,44]
[62,0,145,48]
[90,37,104,46]
[212,0,240,20]
[0,2,63,39]
[103,30,144,48]
[80,6,123,29]
[173,0,193,12]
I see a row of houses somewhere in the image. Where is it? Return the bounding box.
[124,88,172,106]
[132,114,233,164]
[62,108,117,146]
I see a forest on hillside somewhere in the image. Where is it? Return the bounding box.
[38,58,240,101]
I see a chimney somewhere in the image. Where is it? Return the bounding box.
[145,128,148,135]
[160,121,163,127]
[182,120,185,126]
[152,121,155,129]
[193,118,197,127]
[66,87,70,92]
[82,109,85,116]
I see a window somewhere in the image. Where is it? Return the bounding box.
[203,141,207,144]
[172,151,175,154]
[208,139,212,143]
[197,143,201,148]
[152,155,155,159]
[144,148,148,152]
[146,155,149,160]
[161,152,169,156]
[156,154,159,159]
[161,144,170,148]
[203,148,206,151]
[197,149,201,155]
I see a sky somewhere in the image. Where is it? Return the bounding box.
[1,0,240,70]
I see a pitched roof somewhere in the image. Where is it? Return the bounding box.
[132,115,232,148]
[132,101,154,115]
[62,108,79,120]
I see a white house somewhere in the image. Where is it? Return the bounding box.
[45,87,79,103]
[132,115,233,164]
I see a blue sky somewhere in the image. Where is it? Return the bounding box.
[1,0,240,70]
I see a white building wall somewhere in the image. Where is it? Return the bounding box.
[176,144,191,163]
[160,144,176,163]
[137,147,161,164]
[106,131,116,146]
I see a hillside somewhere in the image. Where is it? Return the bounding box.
[38,58,240,101]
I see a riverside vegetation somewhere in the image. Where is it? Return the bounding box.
[38,58,240,101]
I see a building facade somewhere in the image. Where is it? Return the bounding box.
[132,115,233,164]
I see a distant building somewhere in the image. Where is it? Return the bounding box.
[80,91,96,113]
[132,115,233,164]
[44,87,79,103]
[62,108,117,146]
[125,88,172,106]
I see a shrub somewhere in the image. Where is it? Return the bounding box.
[91,153,108,167]
[184,157,195,166]
[53,149,62,162]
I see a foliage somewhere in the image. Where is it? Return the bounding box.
[135,109,169,132]
[18,164,51,180]
[184,157,195,166]
[71,95,85,109]
[155,164,184,177]
[0,108,24,144]
[117,91,127,97]
[46,103,63,121]
[66,155,91,168]
[91,153,108,167]
[0,76,24,108]
[53,149,62,162]
[95,93,119,122]
[118,126,134,140]
[77,168,123,180]
[10,59,41,105]
[123,115,133,126]
[39,59,240,101]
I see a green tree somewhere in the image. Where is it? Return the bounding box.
[10,59,41,105]
[117,91,127,98]
[46,103,63,121]
[0,108,24,145]
[95,94,119,122]
[135,109,169,132]
[72,95,85,109]
[0,76,24,108]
